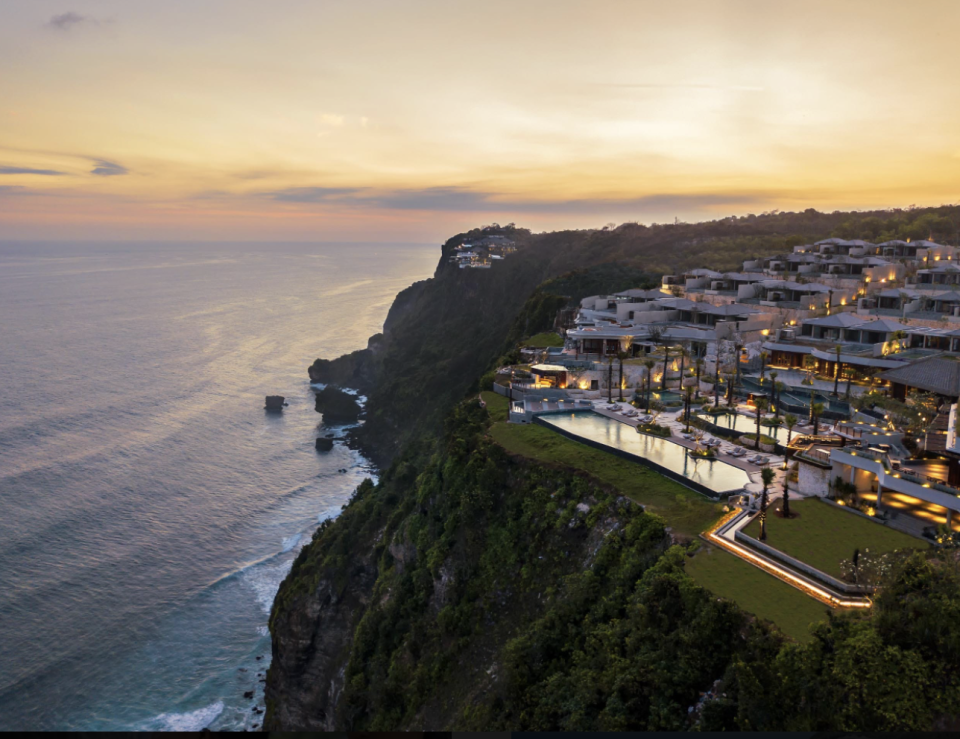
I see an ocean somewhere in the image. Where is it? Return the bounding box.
[0,241,438,730]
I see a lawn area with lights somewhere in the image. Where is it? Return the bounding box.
[742,497,925,578]
[685,544,836,642]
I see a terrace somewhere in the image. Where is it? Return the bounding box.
[740,498,924,579]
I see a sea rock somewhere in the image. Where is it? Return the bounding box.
[315,437,334,452]
[313,387,361,425]
[265,396,286,412]
[244,691,254,699]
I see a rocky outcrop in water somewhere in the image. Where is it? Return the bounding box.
[315,437,334,452]
[313,387,361,425]
[265,395,286,412]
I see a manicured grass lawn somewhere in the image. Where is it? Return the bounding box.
[685,545,837,642]
[480,390,510,422]
[489,421,723,537]
[522,332,564,348]
[742,498,925,578]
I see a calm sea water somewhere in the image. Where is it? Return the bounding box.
[0,241,437,730]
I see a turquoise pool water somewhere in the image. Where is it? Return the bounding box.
[540,413,751,494]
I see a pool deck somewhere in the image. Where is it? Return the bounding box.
[590,403,796,496]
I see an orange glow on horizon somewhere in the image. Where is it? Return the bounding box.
[3,1,960,240]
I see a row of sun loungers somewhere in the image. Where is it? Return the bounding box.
[723,446,770,464]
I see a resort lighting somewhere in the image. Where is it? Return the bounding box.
[704,518,870,609]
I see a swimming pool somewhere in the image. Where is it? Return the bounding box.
[701,412,792,445]
[539,413,751,495]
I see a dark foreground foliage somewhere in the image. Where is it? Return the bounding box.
[270,396,960,731]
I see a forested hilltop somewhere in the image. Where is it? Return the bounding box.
[310,205,960,466]
[268,204,960,731]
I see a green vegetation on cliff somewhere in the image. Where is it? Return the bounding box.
[275,208,960,731]
[268,393,960,731]
[489,420,720,538]
[268,398,775,730]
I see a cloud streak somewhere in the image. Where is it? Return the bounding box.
[259,185,770,215]
[46,12,95,30]
[0,165,65,175]
[264,186,364,202]
[90,159,128,176]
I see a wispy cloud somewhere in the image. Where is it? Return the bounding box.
[263,186,363,203]
[90,159,128,176]
[0,165,65,176]
[599,82,765,92]
[46,12,96,31]
[0,186,27,196]
[257,184,769,214]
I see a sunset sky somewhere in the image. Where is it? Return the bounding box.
[1,0,958,242]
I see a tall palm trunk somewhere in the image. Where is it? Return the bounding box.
[618,355,624,401]
[607,357,613,402]
[714,353,720,407]
[662,345,669,392]
[833,345,842,397]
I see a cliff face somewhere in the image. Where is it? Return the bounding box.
[266,504,380,729]
[272,209,960,732]
[264,401,761,731]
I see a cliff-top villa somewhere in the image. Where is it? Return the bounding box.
[491,237,960,602]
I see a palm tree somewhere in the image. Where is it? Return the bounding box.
[607,355,615,402]
[782,475,791,519]
[833,344,842,397]
[774,381,786,421]
[713,345,722,408]
[759,351,769,385]
[890,328,907,353]
[733,339,743,397]
[662,343,670,392]
[684,385,694,432]
[694,354,704,399]
[643,359,656,410]
[769,370,778,412]
[812,402,825,436]
[784,413,798,446]
[759,467,775,541]
[677,341,689,392]
[618,335,633,402]
[617,350,626,401]
[753,397,769,450]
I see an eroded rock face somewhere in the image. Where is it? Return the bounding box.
[264,553,379,731]
[313,387,361,425]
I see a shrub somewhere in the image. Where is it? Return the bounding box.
[638,423,672,438]
[740,433,777,445]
